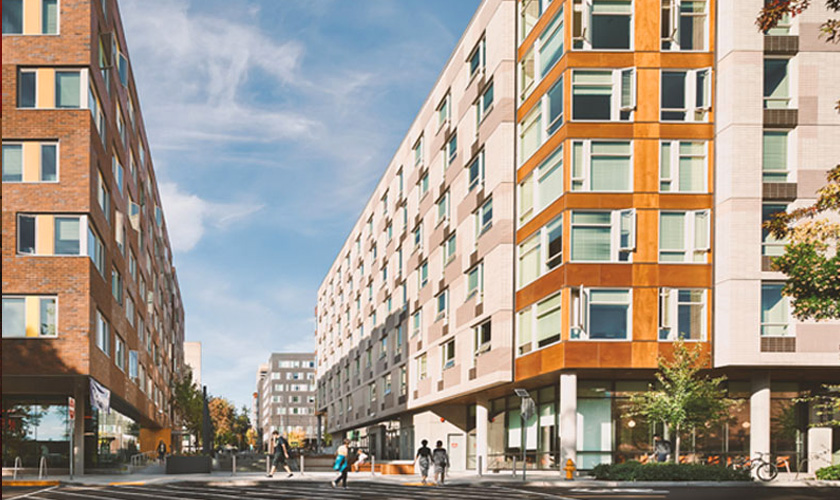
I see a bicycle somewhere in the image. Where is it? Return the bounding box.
[729,452,778,481]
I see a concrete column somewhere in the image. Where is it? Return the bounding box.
[807,427,833,474]
[750,372,771,462]
[72,379,85,475]
[560,372,577,466]
[475,398,489,473]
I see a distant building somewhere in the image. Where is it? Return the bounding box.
[184,341,202,386]
[256,353,317,449]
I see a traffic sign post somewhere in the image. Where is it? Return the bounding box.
[515,389,535,481]
[68,397,75,479]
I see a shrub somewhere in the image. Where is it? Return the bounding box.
[815,464,840,480]
[591,461,752,482]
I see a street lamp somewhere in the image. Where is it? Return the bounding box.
[514,388,535,481]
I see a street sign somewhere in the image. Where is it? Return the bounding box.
[520,396,535,422]
[68,397,76,421]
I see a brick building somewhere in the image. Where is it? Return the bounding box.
[2,0,185,473]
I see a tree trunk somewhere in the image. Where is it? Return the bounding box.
[674,424,681,464]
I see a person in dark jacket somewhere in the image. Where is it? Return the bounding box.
[413,439,432,485]
[267,430,294,478]
[157,440,167,463]
[432,440,449,486]
[653,434,672,462]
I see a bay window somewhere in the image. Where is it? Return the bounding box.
[571,288,631,340]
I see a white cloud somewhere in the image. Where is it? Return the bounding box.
[159,182,264,253]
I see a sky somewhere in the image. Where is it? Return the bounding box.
[119,0,482,411]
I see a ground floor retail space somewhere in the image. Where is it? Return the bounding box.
[337,372,838,474]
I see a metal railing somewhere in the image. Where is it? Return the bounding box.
[129,450,159,472]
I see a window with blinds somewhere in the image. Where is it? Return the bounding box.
[660,141,706,192]
[659,210,710,263]
[572,140,632,191]
[762,131,789,182]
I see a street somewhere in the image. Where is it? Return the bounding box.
[3,481,839,500]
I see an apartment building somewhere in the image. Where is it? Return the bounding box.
[315,0,838,473]
[2,0,185,474]
[714,0,840,471]
[316,0,516,467]
[257,353,317,450]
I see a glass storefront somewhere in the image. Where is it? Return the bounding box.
[2,399,70,468]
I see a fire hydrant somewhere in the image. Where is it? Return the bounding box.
[564,459,576,480]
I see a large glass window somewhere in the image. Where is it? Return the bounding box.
[659,288,706,340]
[2,144,23,182]
[573,69,635,121]
[764,58,790,109]
[1,296,57,338]
[518,216,563,289]
[660,141,706,192]
[661,69,711,121]
[520,49,535,101]
[762,204,788,257]
[662,1,708,51]
[55,71,81,108]
[518,145,563,225]
[54,217,80,255]
[1,297,25,337]
[2,0,23,33]
[517,292,562,354]
[545,77,564,135]
[659,210,709,263]
[571,288,631,340]
[18,70,36,108]
[762,131,789,182]
[571,210,634,262]
[520,107,542,164]
[539,7,564,77]
[761,284,789,336]
[591,0,632,49]
[520,0,542,42]
[572,140,632,191]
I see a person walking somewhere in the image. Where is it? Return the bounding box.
[432,440,449,486]
[267,430,294,478]
[331,438,351,489]
[414,439,432,485]
[653,434,672,463]
[156,440,167,464]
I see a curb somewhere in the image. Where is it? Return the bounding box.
[2,480,61,487]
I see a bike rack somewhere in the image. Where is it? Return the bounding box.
[39,456,48,479]
[13,456,22,480]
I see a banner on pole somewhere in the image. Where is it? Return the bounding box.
[90,378,111,414]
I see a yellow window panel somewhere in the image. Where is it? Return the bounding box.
[22,142,41,182]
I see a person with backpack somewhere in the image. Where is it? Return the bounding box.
[267,430,294,478]
[331,438,351,489]
[432,440,449,486]
[653,434,672,462]
[414,439,432,485]
[156,440,167,463]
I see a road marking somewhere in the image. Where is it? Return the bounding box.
[3,486,59,500]
[569,489,668,494]
[490,485,578,500]
[107,482,146,487]
[2,481,61,487]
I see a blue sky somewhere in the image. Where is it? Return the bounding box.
[120,0,481,411]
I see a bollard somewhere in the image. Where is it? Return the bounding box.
[478,455,483,477]
[232,454,237,476]
[39,456,48,479]
[371,455,375,477]
[266,454,271,475]
[512,456,517,476]
[301,454,305,476]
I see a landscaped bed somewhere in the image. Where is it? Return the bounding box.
[592,461,752,481]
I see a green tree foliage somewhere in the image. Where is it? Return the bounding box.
[758,1,840,45]
[795,384,840,427]
[171,369,203,447]
[625,340,734,463]
[208,397,235,448]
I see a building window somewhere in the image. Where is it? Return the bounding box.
[111,267,123,304]
[517,292,562,354]
[1,296,57,338]
[475,198,493,237]
[572,69,635,121]
[419,172,430,198]
[2,0,58,35]
[112,156,124,195]
[444,233,456,263]
[518,216,563,288]
[539,6,564,77]
[761,283,789,336]
[419,260,429,289]
[572,140,632,191]
[468,37,486,80]
[2,142,58,183]
[115,334,126,371]
[519,106,541,164]
[96,309,110,355]
[571,288,631,340]
[437,93,451,129]
[129,350,139,380]
[467,150,485,192]
[418,353,428,380]
[380,334,388,359]
[413,135,424,167]
[762,131,789,182]
[660,141,706,192]
[467,263,483,301]
[369,382,377,404]
[400,366,407,395]
[87,225,106,278]
[659,210,710,263]
[384,373,392,395]
[126,295,135,327]
[476,83,494,128]
[97,171,110,223]
[436,191,450,226]
[445,132,458,167]
[474,320,491,356]
[544,76,564,135]
[660,69,711,122]
[574,0,632,50]
[412,309,422,337]
[435,289,449,322]
[762,204,788,257]
[518,145,562,226]
[659,289,707,341]
[442,339,455,370]
[17,214,86,256]
[662,1,708,51]
[570,210,635,262]
[414,223,423,251]
[764,58,791,109]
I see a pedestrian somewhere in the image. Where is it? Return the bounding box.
[653,434,671,463]
[267,430,294,478]
[432,440,449,486]
[414,439,432,485]
[353,448,369,472]
[331,438,351,489]
[157,440,167,463]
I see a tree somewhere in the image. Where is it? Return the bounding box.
[231,407,251,450]
[208,397,236,448]
[246,428,259,450]
[625,340,734,463]
[758,1,840,45]
[796,384,840,427]
[171,369,203,448]
[287,427,306,448]
[765,166,840,320]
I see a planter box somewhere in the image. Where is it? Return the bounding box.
[165,455,212,474]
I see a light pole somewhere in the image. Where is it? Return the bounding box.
[514,388,535,482]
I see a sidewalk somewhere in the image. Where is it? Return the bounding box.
[4,469,838,489]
